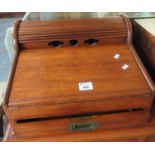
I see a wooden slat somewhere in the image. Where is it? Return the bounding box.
[18,17,128,49]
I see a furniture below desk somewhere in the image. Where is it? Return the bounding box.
[133,18,155,82]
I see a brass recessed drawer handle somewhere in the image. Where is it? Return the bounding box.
[70,121,99,132]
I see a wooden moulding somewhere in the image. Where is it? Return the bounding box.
[121,15,154,94]
[121,15,132,45]
[13,20,21,52]
[2,20,21,125]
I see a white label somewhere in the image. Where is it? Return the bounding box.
[114,53,120,60]
[79,82,93,91]
[122,64,129,70]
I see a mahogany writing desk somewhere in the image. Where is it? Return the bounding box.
[2,16,155,141]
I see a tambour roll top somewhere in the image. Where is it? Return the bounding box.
[17,16,131,50]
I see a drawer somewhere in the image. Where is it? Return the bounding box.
[14,110,150,138]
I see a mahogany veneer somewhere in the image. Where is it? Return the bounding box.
[2,15,155,141]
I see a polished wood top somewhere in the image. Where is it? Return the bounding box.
[8,44,151,108]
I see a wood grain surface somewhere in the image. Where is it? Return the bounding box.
[9,44,152,108]
[13,110,150,138]
[2,16,155,141]
[18,17,128,49]
[4,108,155,142]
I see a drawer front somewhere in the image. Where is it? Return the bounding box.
[14,110,150,138]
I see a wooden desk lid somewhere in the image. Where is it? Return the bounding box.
[5,16,154,108]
